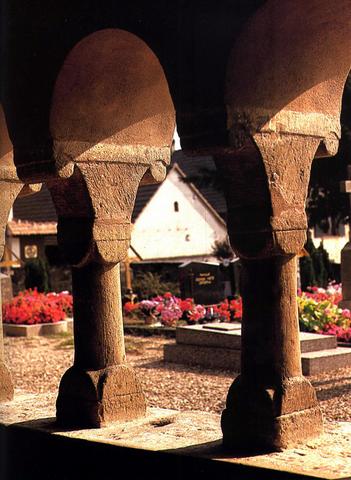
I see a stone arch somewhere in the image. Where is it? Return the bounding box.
[47,29,177,427]
[225,0,351,156]
[222,0,351,257]
[50,28,175,181]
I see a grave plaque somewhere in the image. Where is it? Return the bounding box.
[179,261,223,304]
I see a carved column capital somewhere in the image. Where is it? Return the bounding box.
[216,132,321,258]
[49,161,150,267]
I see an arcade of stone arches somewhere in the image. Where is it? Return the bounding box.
[1,0,351,450]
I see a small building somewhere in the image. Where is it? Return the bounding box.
[6,151,233,293]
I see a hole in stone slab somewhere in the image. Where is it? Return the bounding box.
[150,417,175,428]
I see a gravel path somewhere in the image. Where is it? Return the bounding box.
[3,334,351,422]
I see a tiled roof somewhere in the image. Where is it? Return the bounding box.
[13,185,57,222]
[172,151,227,219]
[7,220,57,236]
[132,151,227,222]
[12,151,227,225]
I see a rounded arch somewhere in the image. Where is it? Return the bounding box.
[50,28,175,171]
[225,0,351,155]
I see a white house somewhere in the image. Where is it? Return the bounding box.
[130,163,228,262]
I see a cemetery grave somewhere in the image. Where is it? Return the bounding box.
[164,323,351,375]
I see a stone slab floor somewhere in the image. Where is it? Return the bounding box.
[1,392,351,479]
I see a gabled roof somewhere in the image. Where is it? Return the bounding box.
[13,185,57,223]
[12,151,227,225]
[131,151,227,223]
[172,150,227,219]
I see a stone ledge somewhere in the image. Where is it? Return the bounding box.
[3,317,74,337]
[301,347,351,375]
[3,320,68,337]
[165,333,351,376]
[176,324,337,353]
[1,392,351,479]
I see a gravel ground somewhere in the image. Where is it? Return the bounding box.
[3,334,351,422]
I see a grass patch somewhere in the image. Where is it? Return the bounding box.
[53,333,145,354]
[52,331,74,349]
[125,338,145,355]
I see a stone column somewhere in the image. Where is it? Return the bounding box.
[216,134,323,450]
[50,162,150,428]
[0,180,23,401]
[339,167,351,309]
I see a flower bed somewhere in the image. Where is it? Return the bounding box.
[124,293,242,327]
[2,289,73,325]
[125,284,351,345]
[297,284,351,344]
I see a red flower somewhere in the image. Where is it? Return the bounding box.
[2,289,72,325]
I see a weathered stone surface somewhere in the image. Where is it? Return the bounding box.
[164,343,241,370]
[44,29,176,428]
[226,1,351,157]
[164,341,348,377]
[56,365,146,428]
[1,393,351,479]
[301,348,351,376]
[216,131,323,449]
[0,362,14,402]
[221,375,322,451]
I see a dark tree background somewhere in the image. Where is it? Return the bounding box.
[307,75,351,234]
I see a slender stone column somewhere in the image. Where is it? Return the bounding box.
[72,263,126,370]
[51,163,152,427]
[216,134,324,450]
[0,181,22,402]
[0,289,13,402]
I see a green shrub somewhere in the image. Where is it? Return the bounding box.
[132,271,180,298]
[24,258,49,293]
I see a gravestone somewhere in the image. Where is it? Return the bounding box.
[0,273,13,304]
[179,261,223,304]
[164,323,351,375]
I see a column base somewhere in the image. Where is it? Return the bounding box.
[221,375,323,451]
[56,364,147,428]
[0,362,14,402]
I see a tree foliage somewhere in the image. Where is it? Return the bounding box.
[24,258,50,293]
[306,75,351,233]
[211,239,234,261]
[299,234,332,290]
[132,271,180,299]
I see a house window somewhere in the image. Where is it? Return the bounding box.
[174,201,179,212]
[24,244,38,259]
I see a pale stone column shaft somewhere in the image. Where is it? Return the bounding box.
[72,262,125,370]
